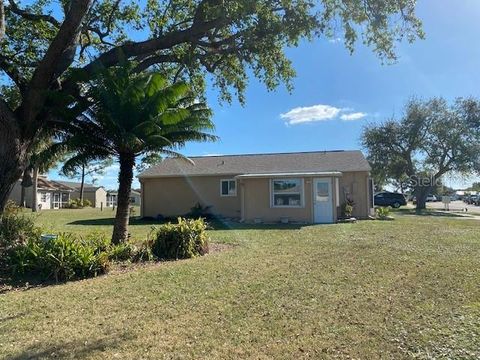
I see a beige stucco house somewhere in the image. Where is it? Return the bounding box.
[58,181,108,208]
[9,177,75,210]
[106,190,141,207]
[139,151,374,224]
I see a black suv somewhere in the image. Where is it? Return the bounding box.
[374,192,407,208]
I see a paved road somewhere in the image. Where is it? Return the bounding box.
[426,200,480,212]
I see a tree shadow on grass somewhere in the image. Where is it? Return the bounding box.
[393,208,471,218]
[7,332,134,360]
[67,217,310,230]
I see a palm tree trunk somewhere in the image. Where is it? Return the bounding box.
[32,167,39,212]
[111,153,135,244]
[79,164,85,202]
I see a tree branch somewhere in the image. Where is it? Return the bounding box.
[0,54,27,92]
[81,16,227,75]
[0,0,5,40]
[21,0,91,128]
[6,0,61,27]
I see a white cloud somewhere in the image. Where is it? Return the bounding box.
[280,104,342,125]
[281,104,368,125]
[340,112,368,121]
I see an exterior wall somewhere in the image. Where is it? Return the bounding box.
[94,188,107,208]
[141,171,371,222]
[70,188,107,208]
[130,193,141,206]
[141,175,241,218]
[241,177,313,223]
[338,171,371,219]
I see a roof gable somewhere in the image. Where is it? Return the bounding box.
[139,150,371,178]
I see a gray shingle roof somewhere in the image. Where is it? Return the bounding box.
[56,181,104,191]
[138,150,371,178]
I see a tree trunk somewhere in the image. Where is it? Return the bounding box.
[111,153,135,244]
[0,103,30,215]
[415,185,432,212]
[20,183,25,207]
[79,164,85,202]
[31,167,39,212]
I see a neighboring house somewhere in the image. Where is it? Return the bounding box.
[106,190,141,207]
[138,150,374,224]
[106,191,117,207]
[57,181,107,208]
[9,176,75,210]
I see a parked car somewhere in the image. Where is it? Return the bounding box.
[426,194,438,202]
[374,192,407,208]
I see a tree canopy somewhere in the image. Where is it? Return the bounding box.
[0,0,424,213]
[362,97,480,209]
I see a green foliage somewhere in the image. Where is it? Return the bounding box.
[108,242,135,262]
[341,198,355,218]
[7,234,110,282]
[375,207,391,220]
[0,201,41,253]
[1,1,424,105]
[151,218,209,260]
[185,202,212,219]
[65,198,92,209]
[341,203,353,218]
[131,238,155,263]
[362,97,480,208]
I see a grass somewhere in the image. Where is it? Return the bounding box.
[1,210,479,359]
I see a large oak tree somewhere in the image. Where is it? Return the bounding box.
[362,97,480,210]
[0,0,424,213]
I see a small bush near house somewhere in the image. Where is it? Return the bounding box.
[185,202,212,219]
[152,217,209,260]
[341,199,355,218]
[376,206,392,220]
[7,233,110,282]
[65,198,93,209]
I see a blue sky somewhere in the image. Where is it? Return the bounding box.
[46,0,480,190]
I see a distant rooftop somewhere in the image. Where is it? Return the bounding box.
[138,150,371,178]
[57,181,104,191]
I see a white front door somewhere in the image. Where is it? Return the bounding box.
[53,193,61,209]
[313,178,334,223]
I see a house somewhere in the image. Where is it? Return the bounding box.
[106,190,141,207]
[57,181,107,208]
[9,176,75,210]
[138,150,374,224]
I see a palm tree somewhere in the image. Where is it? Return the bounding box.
[63,65,216,244]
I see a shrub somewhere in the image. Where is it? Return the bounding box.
[65,198,92,209]
[185,202,212,219]
[376,206,391,220]
[7,233,110,282]
[108,242,135,261]
[151,217,209,260]
[341,199,355,218]
[0,201,40,254]
[131,239,155,263]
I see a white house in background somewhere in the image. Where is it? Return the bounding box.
[106,189,141,207]
[9,176,75,210]
[57,181,107,208]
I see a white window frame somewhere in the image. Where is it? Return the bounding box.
[270,178,304,208]
[40,192,47,203]
[220,179,237,197]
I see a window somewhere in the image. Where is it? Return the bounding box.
[271,179,303,207]
[40,192,47,202]
[220,179,236,196]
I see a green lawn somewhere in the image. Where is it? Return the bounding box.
[1,210,479,359]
